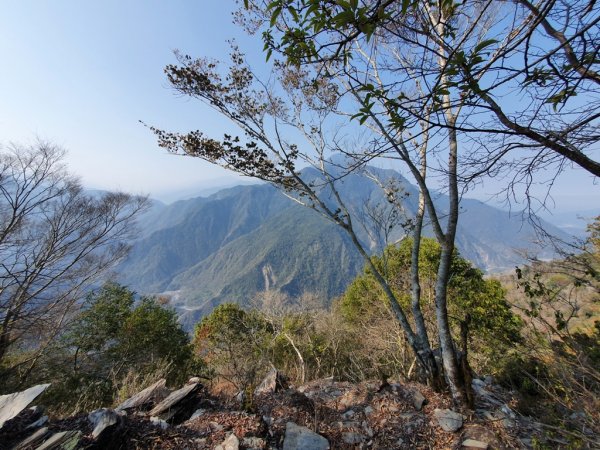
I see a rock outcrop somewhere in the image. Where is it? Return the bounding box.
[0,375,550,449]
[0,383,50,429]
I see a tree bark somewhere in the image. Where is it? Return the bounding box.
[410,137,442,389]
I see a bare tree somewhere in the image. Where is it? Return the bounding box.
[0,142,147,379]
[146,44,464,402]
[228,0,599,407]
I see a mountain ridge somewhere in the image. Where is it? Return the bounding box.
[117,165,571,323]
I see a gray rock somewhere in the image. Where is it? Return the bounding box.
[115,379,168,412]
[412,389,426,410]
[462,439,489,449]
[235,390,246,405]
[36,430,82,450]
[255,369,287,396]
[480,410,496,421]
[283,422,329,450]
[27,415,49,429]
[434,408,463,432]
[88,408,122,439]
[500,404,516,418]
[472,379,486,389]
[0,384,50,429]
[210,421,224,431]
[364,406,374,416]
[148,382,199,420]
[189,408,206,420]
[342,432,365,444]
[150,416,170,429]
[341,409,355,419]
[215,433,240,450]
[502,418,515,428]
[243,436,266,449]
[13,426,50,449]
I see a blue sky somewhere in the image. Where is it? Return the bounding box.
[0,0,259,200]
[0,1,597,214]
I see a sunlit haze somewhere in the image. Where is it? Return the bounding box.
[0,1,597,213]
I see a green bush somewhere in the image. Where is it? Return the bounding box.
[194,303,273,392]
[32,282,199,413]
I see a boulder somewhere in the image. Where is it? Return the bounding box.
[462,439,489,449]
[412,389,426,411]
[433,408,463,432]
[0,384,50,429]
[88,408,122,439]
[148,382,199,421]
[215,433,240,450]
[283,422,329,450]
[189,408,206,420]
[150,416,169,429]
[462,423,502,448]
[342,432,365,445]
[254,369,288,396]
[243,436,266,449]
[13,426,50,449]
[36,430,82,450]
[115,379,168,412]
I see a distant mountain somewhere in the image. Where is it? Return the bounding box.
[538,208,598,238]
[153,178,260,204]
[117,165,571,326]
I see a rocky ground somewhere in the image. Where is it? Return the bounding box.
[0,372,580,449]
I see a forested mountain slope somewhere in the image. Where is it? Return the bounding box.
[117,166,568,322]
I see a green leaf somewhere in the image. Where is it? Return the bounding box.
[266,1,280,11]
[270,7,282,27]
[473,38,498,54]
[333,10,355,26]
[288,6,299,22]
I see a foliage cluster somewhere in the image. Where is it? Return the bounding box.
[0,142,147,380]
[495,217,600,440]
[194,239,522,394]
[195,223,599,444]
[151,0,600,408]
[1,283,200,414]
[340,238,522,377]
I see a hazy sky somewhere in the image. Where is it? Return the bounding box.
[0,1,598,213]
[0,1,258,200]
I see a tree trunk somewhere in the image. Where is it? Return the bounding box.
[435,244,470,408]
[460,315,475,409]
[427,3,473,408]
[283,332,306,384]
[410,199,442,390]
[409,127,443,390]
[346,226,443,385]
[433,122,472,409]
